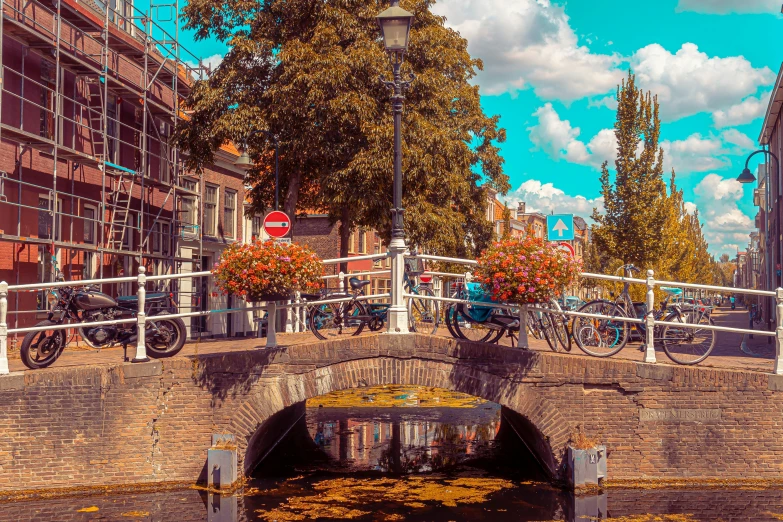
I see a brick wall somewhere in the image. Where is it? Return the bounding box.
[2,334,783,493]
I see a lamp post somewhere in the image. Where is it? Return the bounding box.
[234,129,280,211]
[739,149,780,340]
[376,0,414,334]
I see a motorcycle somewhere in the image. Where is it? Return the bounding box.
[20,281,187,369]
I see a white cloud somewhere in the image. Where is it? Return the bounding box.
[432,0,623,100]
[684,201,698,215]
[529,105,746,174]
[691,173,755,255]
[720,129,755,150]
[502,179,604,218]
[631,43,775,121]
[676,0,781,14]
[528,103,616,168]
[185,54,225,77]
[661,134,729,173]
[712,92,771,128]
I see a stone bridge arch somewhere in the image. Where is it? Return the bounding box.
[215,335,575,479]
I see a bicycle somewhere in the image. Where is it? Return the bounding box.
[308,278,374,340]
[571,264,716,365]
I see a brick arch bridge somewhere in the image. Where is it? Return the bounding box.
[2,333,783,493]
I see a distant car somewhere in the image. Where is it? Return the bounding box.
[671,297,711,314]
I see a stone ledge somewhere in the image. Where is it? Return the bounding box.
[121,361,162,379]
[768,374,783,391]
[0,372,24,390]
[636,363,674,382]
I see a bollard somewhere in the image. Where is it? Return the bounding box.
[0,281,8,375]
[266,301,277,348]
[774,288,783,375]
[208,434,238,490]
[644,269,656,364]
[132,266,150,363]
[518,304,529,349]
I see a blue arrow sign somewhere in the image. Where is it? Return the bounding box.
[547,214,574,241]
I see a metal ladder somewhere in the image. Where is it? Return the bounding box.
[83,78,105,161]
[106,172,135,250]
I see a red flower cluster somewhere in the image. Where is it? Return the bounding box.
[475,237,581,304]
[212,240,323,300]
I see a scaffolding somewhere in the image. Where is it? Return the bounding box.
[0,0,213,333]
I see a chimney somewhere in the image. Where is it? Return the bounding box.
[517,202,526,218]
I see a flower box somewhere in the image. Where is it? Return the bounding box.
[212,240,322,301]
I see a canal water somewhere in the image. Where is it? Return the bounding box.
[8,386,783,521]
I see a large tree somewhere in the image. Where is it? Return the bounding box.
[175,0,508,259]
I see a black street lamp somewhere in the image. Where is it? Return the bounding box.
[738,149,780,186]
[377,0,414,241]
[234,130,280,211]
[376,0,414,334]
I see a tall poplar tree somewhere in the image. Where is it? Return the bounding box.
[591,72,668,270]
[174,0,508,258]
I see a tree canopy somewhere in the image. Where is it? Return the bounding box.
[589,72,715,293]
[175,0,509,258]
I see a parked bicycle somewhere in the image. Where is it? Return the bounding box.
[308,265,439,340]
[571,264,716,365]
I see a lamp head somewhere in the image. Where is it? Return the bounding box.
[737,167,756,184]
[233,151,253,170]
[376,0,414,52]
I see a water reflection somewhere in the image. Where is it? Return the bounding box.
[307,406,501,473]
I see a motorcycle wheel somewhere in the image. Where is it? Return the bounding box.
[145,314,187,358]
[20,320,67,369]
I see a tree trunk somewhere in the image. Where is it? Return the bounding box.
[339,205,351,278]
[283,169,302,225]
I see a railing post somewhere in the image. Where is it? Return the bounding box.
[518,304,529,349]
[774,288,783,375]
[0,281,9,375]
[266,301,277,348]
[338,271,345,293]
[132,266,149,363]
[644,269,656,364]
[387,249,409,334]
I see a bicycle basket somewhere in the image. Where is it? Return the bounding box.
[404,257,425,276]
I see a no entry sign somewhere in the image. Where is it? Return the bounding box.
[557,242,575,258]
[263,211,291,238]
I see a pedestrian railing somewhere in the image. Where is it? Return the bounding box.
[404,253,783,375]
[0,252,391,375]
[0,248,780,376]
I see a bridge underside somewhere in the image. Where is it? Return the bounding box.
[2,333,783,493]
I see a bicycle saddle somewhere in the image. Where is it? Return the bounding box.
[349,278,371,290]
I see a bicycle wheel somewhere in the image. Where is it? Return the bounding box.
[444,303,461,339]
[453,307,499,343]
[539,311,560,352]
[572,300,629,357]
[308,300,367,340]
[527,310,543,339]
[552,313,572,352]
[661,310,715,365]
[408,287,440,335]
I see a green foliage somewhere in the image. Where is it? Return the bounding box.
[590,71,716,300]
[175,0,509,257]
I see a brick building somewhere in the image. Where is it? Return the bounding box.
[0,0,255,340]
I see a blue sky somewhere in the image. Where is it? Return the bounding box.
[173,0,781,257]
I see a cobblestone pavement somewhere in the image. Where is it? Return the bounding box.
[5,304,774,375]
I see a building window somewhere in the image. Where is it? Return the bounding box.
[122,212,135,250]
[251,215,262,241]
[373,244,382,268]
[40,60,55,140]
[107,95,117,163]
[161,222,170,255]
[83,204,97,245]
[348,230,356,254]
[152,222,161,253]
[83,251,96,279]
[358,230,367,254]
[374,279,391,296]
[223,189,236,238]
[38,196,61,241]
[204,184,218,236]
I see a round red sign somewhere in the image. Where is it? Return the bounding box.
[263,211,291,238]
[557,242,575,258]
[419,274,433,283]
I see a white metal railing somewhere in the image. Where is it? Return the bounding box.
[403,253,783,375]
[0,252,392,374]
[0,246,780,377]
